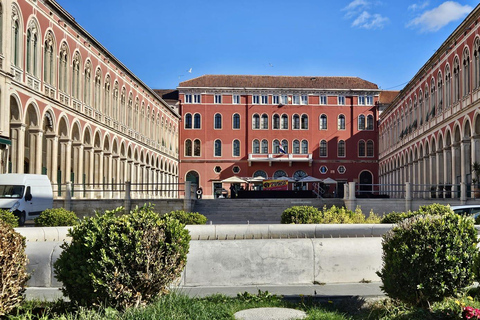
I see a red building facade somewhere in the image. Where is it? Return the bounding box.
[178,75,380,198]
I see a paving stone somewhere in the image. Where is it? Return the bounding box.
[234,307,307,320]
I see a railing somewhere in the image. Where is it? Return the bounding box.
[353,182,465,200]
[53,181,189,200]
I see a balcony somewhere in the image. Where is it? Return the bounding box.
[248,153,312,166]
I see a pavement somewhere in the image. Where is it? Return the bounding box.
[25,282,385,301]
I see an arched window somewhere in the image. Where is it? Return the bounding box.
[185,139,192,156]
[59,42,69,93]
[26,20,39,76]
[252,114,260,129]
[367,140,374,157]
[253,139,260,154]
[254,170,267,178]
[12,7,20,67]
[214,113,222,129]
[301,114,308,129]
[319,140,327,157]
[359,140,366,157]
[454,57,460,103]
[437,72,443,113]
[120,88,126,124]
[474,38,480,90]
[281,139,288,153]
[319,114,327,130]
[281,114,288,129]
[293,140,300,154]
[301,140,308,154]
[261,139,268,154]
[104,75,111,116]
[424,85,429,122]
[338,115,345,130]
[44,31,55,85]
[94,68,102,112]
[273,114,280,129]
[338,140,345,157]
[445,66,451,108]
[233,113,240,129]
[358,115,366,130]
[273,170,287,178]
[84,60,91,105]
[430,78,436,118]
[194,113,201,129]
[366,115,374,130]
[261,114,268,129]
[273,139,280,153]
[113,82,119,121]
[293,114,300,129]
[72,52,81,99]
[214,140,222,157]
[463,48,471,96]
[233,139,240,157]
[185,114,192,129]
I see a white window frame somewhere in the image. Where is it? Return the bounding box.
[358,96,365,105]
[338,95,345,105]
[233,94,240,104]
[273,95,279,104]
[194,94,201,103]
[253,95,260,104]
[292,95,300,105]
[320,95,327,105]
[185,94,192,104]
[366,95,373,105]
[301,95,308,105]
[215,94,222,104]
[261,95,268,104]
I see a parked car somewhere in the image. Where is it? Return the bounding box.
[0,174,53,226]
[450,205,480,219]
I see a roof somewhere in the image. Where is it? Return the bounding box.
[153,89,178,101]
[178,75,379,90]
[378,91,400,104]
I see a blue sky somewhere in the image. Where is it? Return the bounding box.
[56,0,478,91]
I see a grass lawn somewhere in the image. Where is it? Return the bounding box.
[5,289,480,320]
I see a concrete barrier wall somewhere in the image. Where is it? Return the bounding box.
[17,225,390,288]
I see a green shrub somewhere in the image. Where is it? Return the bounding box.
[0,209,18,228]
[381,204,453,224]
[162,210,207,225]
[377,213,478,307]
[34,208,79,227]
[0,221,29,316]
[281,206,320,224]
[54,205,190,309]
[281,205,380,224]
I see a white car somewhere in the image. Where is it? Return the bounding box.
[450,205,480,219]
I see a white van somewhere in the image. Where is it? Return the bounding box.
[0,174,53,226]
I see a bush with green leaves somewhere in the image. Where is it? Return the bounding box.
[0,209,18,228]
[381,204,453,224]
[281,205,380,224]
[54,205,191,309]
[377,213,478,307]
[34,208,79,227]
[0,220,29,316]
[281,206,321,224]
[162,210,207,225]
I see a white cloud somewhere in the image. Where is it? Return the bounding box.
[408,1,429,11]
[407,1,472,32]
[343,0,388,30]
[352,11,388,29]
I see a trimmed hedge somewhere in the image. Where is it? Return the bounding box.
[54,205,190,309]
[0,209,18,228]
[377,213,478,307]
[34,208,79,227]
[162,210,207,225]
[281,205,380,224]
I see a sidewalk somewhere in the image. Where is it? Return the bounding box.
[25,282,385,301]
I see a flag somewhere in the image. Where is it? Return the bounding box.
[279,145,287,154]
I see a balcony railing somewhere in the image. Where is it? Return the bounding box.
[248,153,312,163]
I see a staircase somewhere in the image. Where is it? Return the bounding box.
[193,198,344,224]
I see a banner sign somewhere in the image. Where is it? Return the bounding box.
[263,179,288,191]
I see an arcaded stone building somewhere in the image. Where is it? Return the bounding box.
[0,0,179,196]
